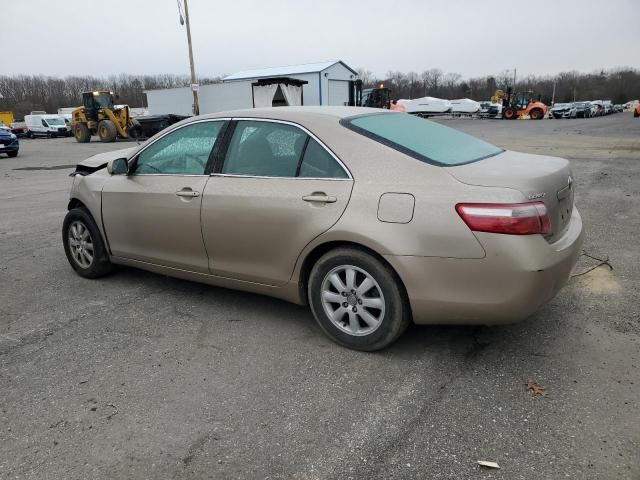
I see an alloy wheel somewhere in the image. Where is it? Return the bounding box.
[320,265,385,336]
[68,220,94,268]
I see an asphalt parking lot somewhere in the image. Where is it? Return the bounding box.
[1,114,639,479]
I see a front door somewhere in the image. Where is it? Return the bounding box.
[202,119,353,286]
[102,120,225,273]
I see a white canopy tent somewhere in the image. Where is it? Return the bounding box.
[251,77,308,108]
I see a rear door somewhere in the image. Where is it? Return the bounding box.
[101,120,225,273]
[202,119,353,286]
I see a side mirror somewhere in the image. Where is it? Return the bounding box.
[107,157,129,175]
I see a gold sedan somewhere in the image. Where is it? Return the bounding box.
[63,107,583,350]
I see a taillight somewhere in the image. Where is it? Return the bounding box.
[455,202,551,235]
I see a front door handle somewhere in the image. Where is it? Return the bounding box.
[175,189,200,198]
[302,193,337,203]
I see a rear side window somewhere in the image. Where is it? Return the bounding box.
[299,139,348,179]
[223,120,349,179]
[223,121,306,177]
[342,113,503,166]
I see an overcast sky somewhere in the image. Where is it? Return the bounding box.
[2,0,639,79]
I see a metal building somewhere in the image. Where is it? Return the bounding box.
[222,60,358,107]
[144,60,358,115]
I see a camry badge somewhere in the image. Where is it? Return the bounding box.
[528,192,546,200]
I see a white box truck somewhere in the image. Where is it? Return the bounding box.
[24,113,71,138]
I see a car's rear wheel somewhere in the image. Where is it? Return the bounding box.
[308,248,410,351]
[63,208,113,278]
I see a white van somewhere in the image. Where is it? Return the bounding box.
[24,113,70,138]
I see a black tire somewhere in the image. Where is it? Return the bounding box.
[127,118,143,139]
[62,207,113,279]
[529,108,543,120]
[98,120,117,143]
[308,247,410,351]
[7,151,18,158]
[46,132,52,138]
[634,110,639,118]
[74,123,91,143]
[503,107,517,120]
[27,131,34,139]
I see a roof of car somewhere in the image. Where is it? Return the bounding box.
[198,106,387,122]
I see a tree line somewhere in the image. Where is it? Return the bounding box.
[1,67,639,121]
[358,67,640,105]
[0,74,222,121]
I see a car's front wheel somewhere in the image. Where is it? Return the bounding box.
[308,248,410,351]
[62,208,113,278]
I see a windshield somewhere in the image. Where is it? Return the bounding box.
[342,113,503,166]
[94,92,114,108]
[553,103,570,109]
[45,118,65,126]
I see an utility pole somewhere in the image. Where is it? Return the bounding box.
[179,0,200,115]
[551,80,556,105]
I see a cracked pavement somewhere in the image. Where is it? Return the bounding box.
[1,115,639,479]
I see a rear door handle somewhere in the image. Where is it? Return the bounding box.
[175,189,200,198]
[302,194,337,203]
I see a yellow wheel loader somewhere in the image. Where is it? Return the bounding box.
[71,90,142,143]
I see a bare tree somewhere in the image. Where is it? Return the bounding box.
[356,68,374,87]
[421,68,443,97]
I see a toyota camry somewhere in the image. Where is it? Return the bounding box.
[63,107,584,351]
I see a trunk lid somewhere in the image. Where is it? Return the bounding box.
[445,150,575,243]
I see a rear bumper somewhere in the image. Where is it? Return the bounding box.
[386,207,584,325]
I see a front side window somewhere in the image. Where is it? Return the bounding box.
[135,121,223,175]
[223,120,348,179]
[342,113,503,166]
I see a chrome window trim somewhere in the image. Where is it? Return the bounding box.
[129,118,230,176]
[124,174,209,178]
[210,173,351,181]
[219,117,353,180]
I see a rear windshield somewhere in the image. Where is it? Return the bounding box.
[341,113,503,166]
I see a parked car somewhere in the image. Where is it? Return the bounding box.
[549,103,572,118]
[24,113,70,138]
[63,107,584,351]
[10,121,29,137]
[0,127,19,157]
[479,102,502,118]
[572,102,592,118]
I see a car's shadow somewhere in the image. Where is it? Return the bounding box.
[103,264,533,361]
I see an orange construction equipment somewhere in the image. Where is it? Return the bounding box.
[634,103,640,118]
[501,88,547,120]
